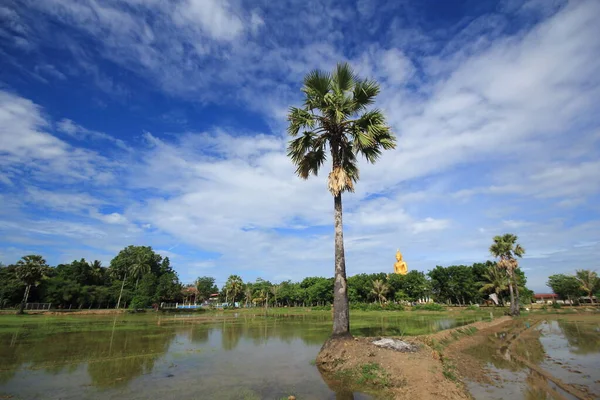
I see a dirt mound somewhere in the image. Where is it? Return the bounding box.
[316,336,470,400]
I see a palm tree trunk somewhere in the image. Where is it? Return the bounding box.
[332,193,350,337]
[513,280,520,316]
[508,281,516,316]
[116,273,127,309]
[17,285,31,315]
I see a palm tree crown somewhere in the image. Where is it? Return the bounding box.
[287,62,396,195]
[15,255,49,286]
[371,279,389,305]
[489,233,525,270]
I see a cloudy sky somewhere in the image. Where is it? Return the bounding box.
[1,0,599,291]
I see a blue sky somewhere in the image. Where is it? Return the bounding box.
[1,0,599,292]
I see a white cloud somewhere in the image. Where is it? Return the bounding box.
[173,0,244,41]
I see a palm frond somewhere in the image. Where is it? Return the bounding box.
[303,69,331,98]
[295,147,327,179]
[332,62,355,93]
[287,107,316,136]
[287,131,318,164]
[352,79,379,112]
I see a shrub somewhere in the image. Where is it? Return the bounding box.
[129,296,152,309]
[551,302,562,309]
[412,303,446,311]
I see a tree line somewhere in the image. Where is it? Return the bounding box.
[189,261,532,309]
[0,246,182,312]
[2,244,597,313]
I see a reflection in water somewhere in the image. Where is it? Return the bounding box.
[0,313,475,399]
[557,320,600,355]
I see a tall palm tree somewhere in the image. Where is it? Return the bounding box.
[479,264,509,305]
[15,255,49,314]
[575,269,598,304]
[371,279,389,306]
[225,275,244,308]
[287,62,396,337]
[489,234,525,316]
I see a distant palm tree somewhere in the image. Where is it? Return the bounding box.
[489,234,525,316]
[131,254,151,288]
[89,260,104,284]
[575,269,598,304]
[15,255,49,314]
[270,284,280,307]
[287,62,396,337]
[479,264,509,305]
[225,275,244,307]
[371,279,389,306]
[244,285,253,308]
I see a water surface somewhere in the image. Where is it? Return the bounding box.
[0,311,483,399]
[464,317,600,400]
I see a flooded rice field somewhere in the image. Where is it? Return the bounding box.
[462,315,600,400]
[0,311,485,399]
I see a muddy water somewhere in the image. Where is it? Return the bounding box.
[465,317,600,400]
[0,312,480,399]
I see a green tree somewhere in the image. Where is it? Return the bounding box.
[370,279,389,305]
[489,234,525,316]
[287,63,396,336]
[224,275,244,307]
[575,269,599,304]
[547,274,583,304]
[195,276,218,303]
[403,271,430,302]
[109,246,162,308]
[15,255,49,314]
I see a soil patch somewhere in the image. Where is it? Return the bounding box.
[316,336,470,399]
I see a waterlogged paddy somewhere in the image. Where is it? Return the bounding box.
[464,316,600,400]
[0,310,487,399]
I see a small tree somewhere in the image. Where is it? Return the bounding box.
[15,255,49,314]
[575,270,599,304]
[479,264,509,305]
[370,279,389,306]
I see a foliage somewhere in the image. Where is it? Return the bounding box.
[429,265,480,305]
[575,269,599,303]
[224,275,244,306]
[547,274,583,301]
[195,276,218,302]
[370,279,389,305]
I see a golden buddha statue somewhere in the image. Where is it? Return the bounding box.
[394,249,408,275]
